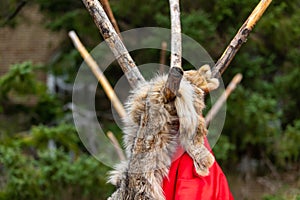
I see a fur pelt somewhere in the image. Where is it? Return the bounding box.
[108,65,219,200]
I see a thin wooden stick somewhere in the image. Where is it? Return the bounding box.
[205,73,243,125]
[159,41,167,74]
[99,0,121,36]
[107,131,126,161]
[81,0,145,88]
[164,0,183,102]
[69,30,126,118]
[212,0,272,78]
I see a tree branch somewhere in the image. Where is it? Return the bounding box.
[81,0,145,88]
[1,1,27,27]
[212,0,272,78]
[205,73,243,126]
[164,0,183,102]
[69,30,126,118]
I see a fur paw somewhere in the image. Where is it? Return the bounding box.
[198,64,219,92]
[184,64,219,92]
[193,153,215,176]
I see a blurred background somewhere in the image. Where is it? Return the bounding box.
[0,0,299,199]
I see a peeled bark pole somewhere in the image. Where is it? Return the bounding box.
[169,0,182,70]
[69,30,126,118]
[81,0,145,87]
[99,0,121,36]
[164,0,183,102]
[205,73,243,125]
[212,0,272,78]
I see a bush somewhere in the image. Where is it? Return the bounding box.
[0,146,113,200]
[0,124,114,200]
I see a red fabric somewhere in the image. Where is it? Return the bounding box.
[162,139,234,200]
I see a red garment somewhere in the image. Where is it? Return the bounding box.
[162,139,234,200]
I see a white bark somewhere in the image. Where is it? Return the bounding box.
[169,0,182,70]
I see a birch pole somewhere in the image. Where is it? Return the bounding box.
[99,0,121,36]
[169,0,182,70]
[205,73,243,125]
[212,0,272,78]
[69,30,126,118]
[81,0,145,88]
[164,0,183,102]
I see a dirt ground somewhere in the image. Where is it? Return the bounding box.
[227,171,300,200]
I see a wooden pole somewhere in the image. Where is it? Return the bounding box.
[169,0,182,70]
[164,67,183,102]
[205,73,243,125]
[99,0,121,36]
[212,0,272,78]
[159,41,167,74]
[107,131,126,161]
[69,30,126,119]
[164,0,183,102]
[81,0,145,88]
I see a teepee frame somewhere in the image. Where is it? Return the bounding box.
[81,0,271,96]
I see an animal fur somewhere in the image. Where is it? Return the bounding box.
[108,65,219,200]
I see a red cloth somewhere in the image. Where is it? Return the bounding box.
[162,139,234,200]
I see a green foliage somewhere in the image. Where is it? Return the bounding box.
[0,62,43,100]
[22,124,80,152]
[263,195,285,200]
[33,0,99,40]
[224,86,282,154]
[112,0,169,28]
[0,61,114,198]
[0,123,114,200]
[213,135,235,161]
[0,0,24,27]
[0,62,63,125]
[0,146,113,200]
[275,120,300,166]
[275,66,300,126]
[263,193,300,200]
